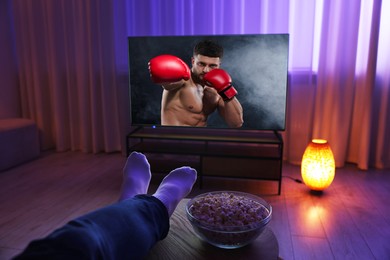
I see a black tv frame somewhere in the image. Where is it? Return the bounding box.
[128,34,289,131]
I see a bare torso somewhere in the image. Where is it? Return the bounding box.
[161,79,219,126]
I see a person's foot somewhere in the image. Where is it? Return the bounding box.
[152,167,197,216]
[118,152,151,201]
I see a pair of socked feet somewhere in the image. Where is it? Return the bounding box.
[118,152,197,216]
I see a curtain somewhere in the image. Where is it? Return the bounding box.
[11,0,128,153]
[9,0,390,169]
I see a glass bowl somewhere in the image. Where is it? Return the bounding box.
[185,191,272,249]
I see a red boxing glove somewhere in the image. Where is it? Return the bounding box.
[204,69,238,101]
[148,54,190,84]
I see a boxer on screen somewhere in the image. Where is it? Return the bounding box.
[148,40,243,128]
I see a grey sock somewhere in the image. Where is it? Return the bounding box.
[119,152,151,201]
[153,166,197,216]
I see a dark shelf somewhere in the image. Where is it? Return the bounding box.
[127,126,283,194]
[128,126,281,144]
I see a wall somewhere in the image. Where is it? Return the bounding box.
[0,0,21,119]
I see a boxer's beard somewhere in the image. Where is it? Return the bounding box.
[192,71,205,85]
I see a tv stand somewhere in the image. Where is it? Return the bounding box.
[126,126,283,194]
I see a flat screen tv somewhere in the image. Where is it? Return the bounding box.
[128,34,288,131]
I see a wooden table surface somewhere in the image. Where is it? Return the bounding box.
[146,199,279,260]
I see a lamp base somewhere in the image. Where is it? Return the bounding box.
[309,190,324,196]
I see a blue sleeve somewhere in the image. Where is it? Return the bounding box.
[14,195,170,260]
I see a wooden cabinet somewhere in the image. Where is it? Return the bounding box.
[127,127,283,194]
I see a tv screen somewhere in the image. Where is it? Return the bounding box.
[128,34,288,131]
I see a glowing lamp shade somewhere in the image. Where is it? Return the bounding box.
[301,139,335,191]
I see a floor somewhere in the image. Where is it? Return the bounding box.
[0,151,389,259]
